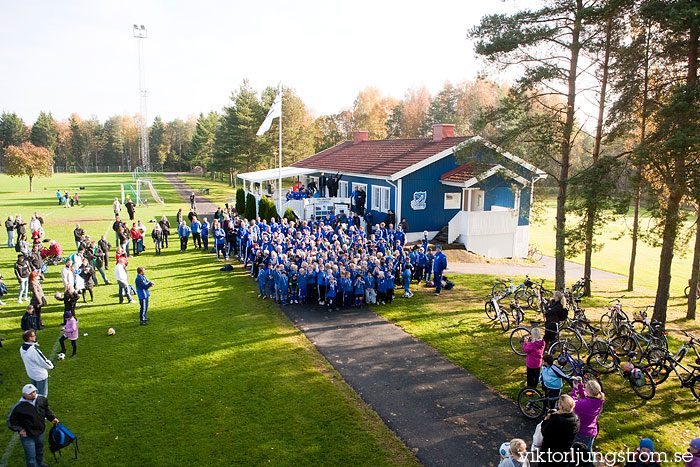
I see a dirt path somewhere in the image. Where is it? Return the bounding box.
[164,173,219,218]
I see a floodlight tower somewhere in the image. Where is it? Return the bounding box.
[133,24,150,172]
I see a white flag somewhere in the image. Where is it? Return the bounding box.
[256,90,282,136]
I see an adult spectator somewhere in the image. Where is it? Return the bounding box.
[5,216,15,248]
[400,217,408,233]
[112,215,126,245]
[135,266,154,326]
[178,221,191,252]
[19,330,54,396]
[113,197,121,217]
[28,244,45,275]
[625,438,661,466]
[357,188,366,216]
[432,245,447,296]
[15,255,31,304]
[93,240,110,284]
[544,291,568,349]
[213,220,226,261]
[61,258,76,291]
[130,223,142,256]
[114,258,133,304]
[570,379,604,452]
[6,383,59,467]
[28,271,46,330]
[21,305,39,333]
[159,216,171,248]
[79,257,95,302]
[307,179,318,196]
[117,226,130,257]
[151,223,163,255]
[73,224,85,250]
[29,216,41,237]
[15,214,26,238]
[385,209,396,228]
[201,217,210,251]
[319,172,328,197]
[190,191,196,210]
[364,211,374,233]
[176,208,183,225]
[539,394,579,467]
[125,197,135,220]
[191,217,202,249]
[98,235,111,270]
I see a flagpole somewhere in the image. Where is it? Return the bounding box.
[278,86,282,216]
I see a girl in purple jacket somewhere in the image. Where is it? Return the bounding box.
[570,379,605,452]
[522,327,545,387]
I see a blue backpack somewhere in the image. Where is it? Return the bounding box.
[48,423,79,460]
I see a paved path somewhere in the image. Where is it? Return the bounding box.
[165,174,535,466]
[164,174,219,218]
[447,255,625,281]
[283,305,534,466]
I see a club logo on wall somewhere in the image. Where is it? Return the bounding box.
[411,191,427,210]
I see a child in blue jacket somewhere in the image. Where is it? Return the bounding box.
[340,272,353,308]
[298,267,308,304]
[278,271,289,305]
[326,277,338,311]
[258,264,269,299]
[364,270,376,305]
[376,271,387,304]
[402,266,413,298]
[354,274,365,307]
[385,270,395,304]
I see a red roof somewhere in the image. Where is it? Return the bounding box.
[291,137,471,177]
[440,162,497,184]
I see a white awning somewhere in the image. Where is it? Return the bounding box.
[237,166,317,184]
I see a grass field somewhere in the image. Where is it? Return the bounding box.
[178,173,296,209]
[371,276,700,462]
[0,173,416,466]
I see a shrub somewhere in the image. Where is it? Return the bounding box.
[284,208,296,223]
[235,188,245,214]
[244,193,257,220]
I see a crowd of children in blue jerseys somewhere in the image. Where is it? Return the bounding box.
[200,208,449,311]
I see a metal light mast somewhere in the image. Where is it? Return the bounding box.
[133,24,150,172]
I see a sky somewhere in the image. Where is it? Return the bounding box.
[0,0,533,124]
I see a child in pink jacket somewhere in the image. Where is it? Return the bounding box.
[522,327,546,387]
[59,310,78,357]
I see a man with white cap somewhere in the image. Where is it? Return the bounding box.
[6,383,59,467]
[19,330,54,397]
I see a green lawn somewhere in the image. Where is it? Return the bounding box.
[372,276,699,462]
[0,173,416,466]
[177,173,296,208]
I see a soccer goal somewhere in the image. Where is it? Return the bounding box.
[120,179,165,206]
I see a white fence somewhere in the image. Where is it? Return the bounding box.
[447,209,528,258]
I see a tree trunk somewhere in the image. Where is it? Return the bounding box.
[688,209,700,320]
[583,16,613,297]
[29,175,33,192]
[555,0,583,291]
[627,180,641,290]
[654,24,698,324]
[229,168,233,187]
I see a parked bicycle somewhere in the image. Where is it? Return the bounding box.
[570,277,587,299]
[527,244,543,262]
[684,279,700,300]
[599,296,629,337]
[586,346,656,400]
[649,330,700,400]
[485,294,512,331]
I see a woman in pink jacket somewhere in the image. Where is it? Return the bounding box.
[523,327,546,387]
[570,379,604,452]
[59,310,79,357]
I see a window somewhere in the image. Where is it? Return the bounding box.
[338,181,348,198]
[351,183,368,208]
[371,185,391,213]
[444,192,461,210]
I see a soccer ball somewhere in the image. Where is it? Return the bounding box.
[499,442,511,459]
[57,353,65,360]
[107,328,116,336]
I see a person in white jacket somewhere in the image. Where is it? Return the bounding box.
[19,330,54,396]
[113,197,121,217]
[114,259,133,304]
[61,258,75,291]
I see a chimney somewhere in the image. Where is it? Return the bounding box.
[353,131,369,144]
[432,124,455,142]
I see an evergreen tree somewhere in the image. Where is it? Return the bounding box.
[102,116,124,167]
[149,116,167,169]
[421,82,458,135]
[385,104,403,138]
[244,193,257,220]
[235,188,246,214]
[0,112,28,164]
[261,85,315,167]
[30,111,58,155]
[189,112,220,172]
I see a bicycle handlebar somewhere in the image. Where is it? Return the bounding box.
[609,296,625,303]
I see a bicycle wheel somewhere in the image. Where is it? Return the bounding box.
[511,306,524,326]
[547,344,580,376]
[642,347,671,385]
[499,311,510,332]
[588,338,609,355]
[527,294,538,310]
[587,350,617,374]
[485,301,496,320]
[518,387,545,420]
[492,282,508,297]
[541,289,553,302]
[532,250,543,262]
[599,314,614,336]
[514,288,528,303]
[510,327,531,356]
[571,283,585,299]
[629,367,656,400]
[690,376,700,401]
[631,319,647,335]
[611,335,637,357]
[685,285,691,298]
[558,327,584,354]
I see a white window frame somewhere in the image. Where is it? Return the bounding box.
[371,185,391,213]
[338,180,349,198]
[351,182,368,208]
[444,192,461,210]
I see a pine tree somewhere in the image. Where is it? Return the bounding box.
[235,188,246,214]
[0,112,28,163]
[421,82,458,135]
[189,112,220,172]
[30,111,58,155]
[149,116,167,169]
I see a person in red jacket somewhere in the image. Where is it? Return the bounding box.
[130,223,142,256]
[523,327,546,388]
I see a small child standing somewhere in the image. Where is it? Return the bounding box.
[289,272,299,304]
[498,438,530,467]
[326,277,338,311]
[258,264,269,299]
[376,271,387,304]
[298,268,308,304]
[402,266,413,298]
[364,271,376,305]
[278,271,289,305]
[59,310,78,357]
[353,274,365,307]
[21,305,39,332]
[341,272,353,308]
[522,327,545,388]
[385,269,395,304]
[540,353,571,410]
